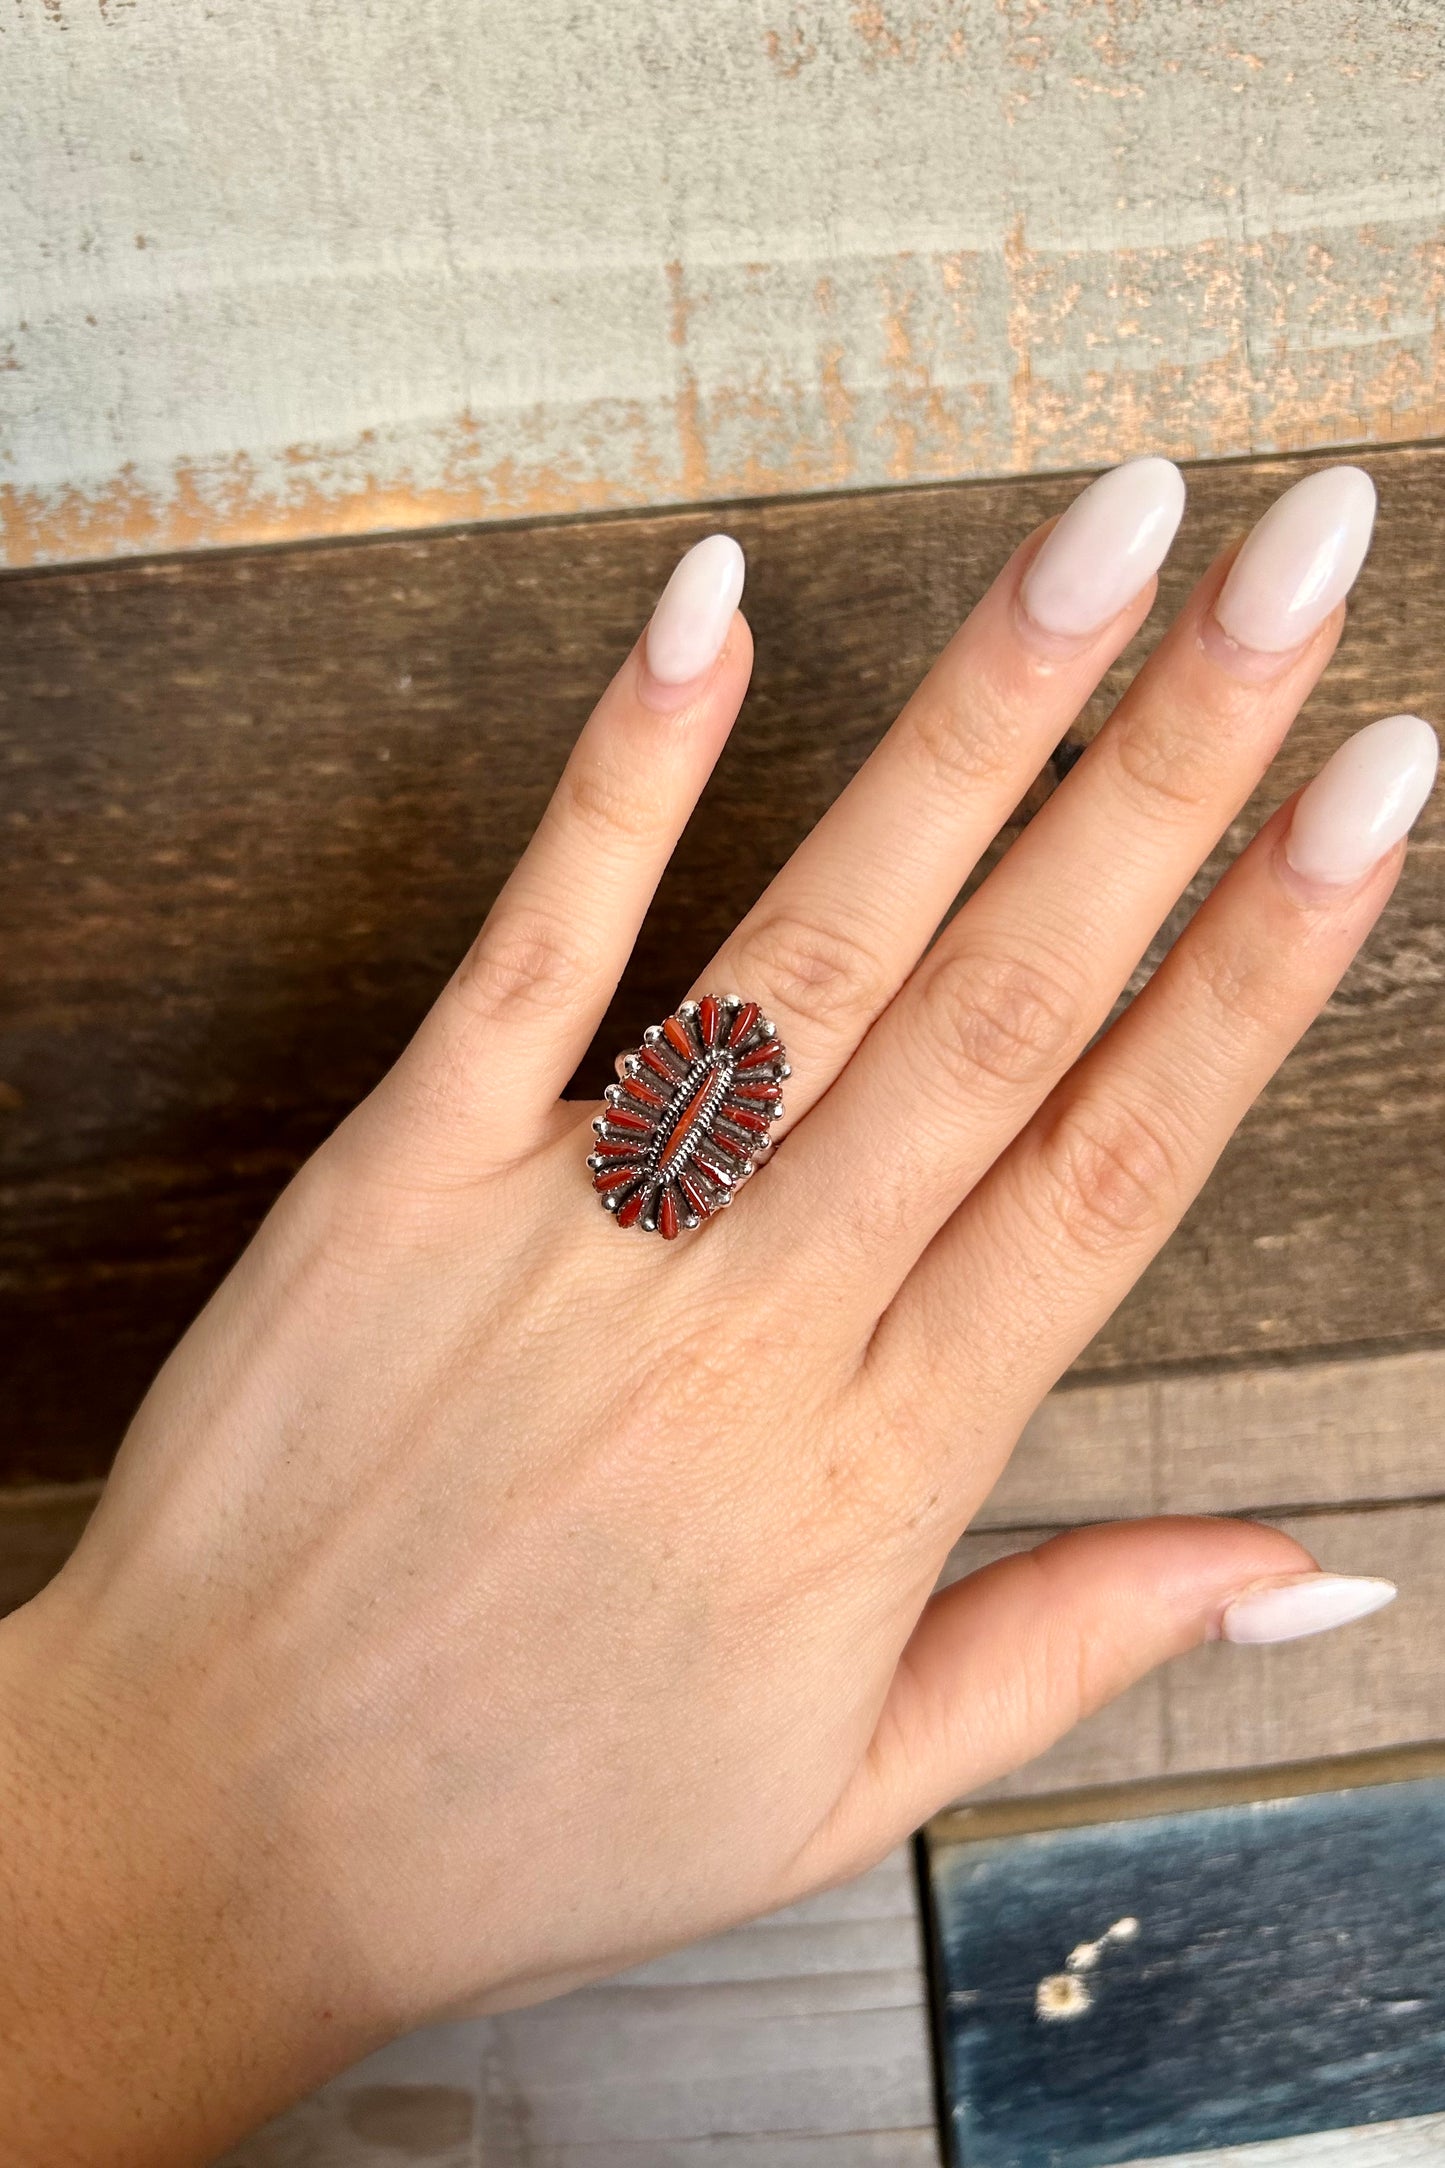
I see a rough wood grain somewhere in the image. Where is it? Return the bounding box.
[4,1,1443,565]
[218,1848,940,2168]
[3,444,1442,1484]
[983,1345,1445,1533]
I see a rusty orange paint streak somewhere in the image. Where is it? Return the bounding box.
[666,258,710,502]
[4,227,1442,569]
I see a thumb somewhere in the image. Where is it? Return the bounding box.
[804,1517,1394,1886]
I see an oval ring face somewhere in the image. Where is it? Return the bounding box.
[588,996,791,1238]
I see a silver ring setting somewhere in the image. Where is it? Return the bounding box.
[588,995,790,1238]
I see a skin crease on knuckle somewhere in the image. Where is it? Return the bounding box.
[555,746,674,848]
[898,667,1030,805]
[1032,1091,1185,1258]
[449,911,593,1031]
[917,942,1081,1100]
[734,904,895,1038]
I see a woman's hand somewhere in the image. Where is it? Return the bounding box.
[1,460,1435,2166]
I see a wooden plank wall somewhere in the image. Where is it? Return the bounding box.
[4,444,1441,1487]
[4,0,1444,566]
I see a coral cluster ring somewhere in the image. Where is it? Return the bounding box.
[589,996,790,1238]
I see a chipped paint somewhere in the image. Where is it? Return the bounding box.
[2,0,1443,566]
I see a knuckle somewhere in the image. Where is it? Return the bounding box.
[557,753,665,846]
[902,683,1019,801]
[742,907,892,1031]
[1108,710,1213,817]
[920,946,1079,1093]
[1036,1095,1181,1254]
[1176,928,1276,1039]
[451,911,590,1029]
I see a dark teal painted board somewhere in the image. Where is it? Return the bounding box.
[926,1778,1445,2166]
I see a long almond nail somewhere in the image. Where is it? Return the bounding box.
[644,535,746,689]
[1285,713,1439,886]
[1020,457,1186,639]
[1213,465,1375,654]
[1221,1573,1396,1645]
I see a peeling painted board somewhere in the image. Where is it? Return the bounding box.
[944,1502,1445,1803]
[218,1849,940,2167]
[3,0,1444,566]
[924,1775,1445,2166]
[2,443,1443,1485]
[983,1345,1445,1534]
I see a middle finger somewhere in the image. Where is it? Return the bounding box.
[695,458,1187,1121]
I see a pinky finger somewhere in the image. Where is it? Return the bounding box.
[877,713,1439,1441]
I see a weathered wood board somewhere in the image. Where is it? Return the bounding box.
[3,444,1442,1486]
[4,0,1444,565]
[1134,2117,1445,2167]
[926,1768,1445,2166]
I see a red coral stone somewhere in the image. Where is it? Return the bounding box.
[720,1103,770,1134]
[593,1165,641,1194]
[727,1001,760,1047]
[592,1138,643,1158]
[615,1189,648,1228]
[620,1075,668,1109]
[663,1016,694,1060]
[698,994,720,1047]
[640,1046,678,1083]
[679,1168,713,1217]
[658,1189,680,1240]
[738,1039,783,1069]
[607,1108,655,1136]
[730,1080,781,1102]
[709,1128,748,1161]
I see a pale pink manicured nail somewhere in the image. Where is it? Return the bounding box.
[1221,1574,1396,1645]
[1020,458,1186,638]
[1286,713,1438,885]
[1213,465,1376,653]
[644,535,745,687]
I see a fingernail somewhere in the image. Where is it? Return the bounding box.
[1285,713,1439,886]
[1213,465,1376,654]
[644,535,746,688]
[1020,458,1186,639]
[1220,1573,1396,1645]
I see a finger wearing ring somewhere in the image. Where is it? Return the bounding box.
[588,996,790,1237]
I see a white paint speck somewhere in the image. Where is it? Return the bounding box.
[1036,1972,1093,2022]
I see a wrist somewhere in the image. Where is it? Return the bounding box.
[0,1580,380,2167]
